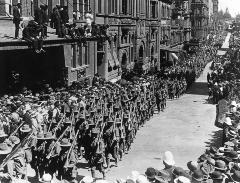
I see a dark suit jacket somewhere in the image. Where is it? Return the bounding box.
[13,6,21,23]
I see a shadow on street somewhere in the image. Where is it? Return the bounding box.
[205,129,223,148]
[186,82,209,96]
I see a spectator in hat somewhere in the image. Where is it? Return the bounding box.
[41,5,49,39]
[162,151,176,182]
[191,170,204,183]
[210,171,225,183]
[145,167,157,182]
[13,3,22,39]
[52,5,63,37]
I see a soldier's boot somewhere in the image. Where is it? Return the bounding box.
[102,170,106,180]
[106,157,110,171]
[119,150,123,161]
[91,169,96,179]
[115,157,119,167]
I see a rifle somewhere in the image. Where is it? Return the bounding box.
[52,112,66,136]
[64,129,79,168]
[0,130,34,169]
[46,126,70,159]
[9,121,25,137]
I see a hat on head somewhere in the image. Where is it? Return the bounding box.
[231,170,240,183]
[0,143,12,154]
[157,170,171,181]
[192,170,204,182]
[59,138,71,147]
[128,171,140,182]
[228,130,237,137]
[210,171,223,180]
[209,146,218,157]
[187,161,198,172]
[172,167,185,177]
[224,141,235,147]
[225,117,232,126]
[231,101,237,107]
[215,160,227,171]
[163,151,175,166]
[39,173,52,183]
[206,157,215,166]
[20,124,31,133]
[0,130,7,138]
[136,175,148,183]
[226,151,239,160]
[155,176,169,183]
[80,176,94,183]
[92,128,100,134]
[9,136,20,145]
[174,176,191,183]
[145,167,156,179]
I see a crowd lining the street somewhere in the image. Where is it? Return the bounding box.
[5,2,233,183]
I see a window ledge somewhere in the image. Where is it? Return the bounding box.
[71,65,89,72]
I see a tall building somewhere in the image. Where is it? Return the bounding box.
[191,0,209,41]
[212,0,219,32]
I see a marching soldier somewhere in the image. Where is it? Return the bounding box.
[89,128,106,179]
[103,119,118,170]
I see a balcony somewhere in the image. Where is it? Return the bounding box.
[171,19,184,29]
[192,13,208,19]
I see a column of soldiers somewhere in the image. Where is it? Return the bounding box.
[0,71,194,182]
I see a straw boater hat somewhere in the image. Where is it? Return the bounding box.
[20,124,31,133]
[224,117,232,126]
[174,176,191,183]
[59,138,71,147]
[163,151,175,166]
[0,143,12,155]
[231,101,237,107]
[80,176,94,183]
[39,173,53,183]
[37,132,55,140]
[9,136,20,145]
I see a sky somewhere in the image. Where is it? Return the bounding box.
[219,0,240,17]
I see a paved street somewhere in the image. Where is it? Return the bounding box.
[78,62,220,182]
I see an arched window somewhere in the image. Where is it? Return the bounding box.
[122,53,127,65]
[139,45,144,58]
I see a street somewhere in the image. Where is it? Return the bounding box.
[78,62,220,182]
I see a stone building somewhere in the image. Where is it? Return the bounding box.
[191,0,209,41]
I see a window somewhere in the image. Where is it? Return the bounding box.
[150,1,157,18]
[84,46,88,65]
[122,0,128,15]
[79,0,90,19]
[72,45,76,68]
[98,0,102,13]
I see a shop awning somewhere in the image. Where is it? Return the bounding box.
[160,46,180,53]
[107,51,114,67]
[112,50,120,66]
[171,53,178,60]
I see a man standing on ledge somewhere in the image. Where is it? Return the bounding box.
[13,3,22,39]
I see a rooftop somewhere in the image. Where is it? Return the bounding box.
[0,18,73,50]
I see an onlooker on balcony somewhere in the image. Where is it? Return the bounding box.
[13,3,22,39]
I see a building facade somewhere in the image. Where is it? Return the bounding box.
[0,0,216,92]
[191,0,209,41]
